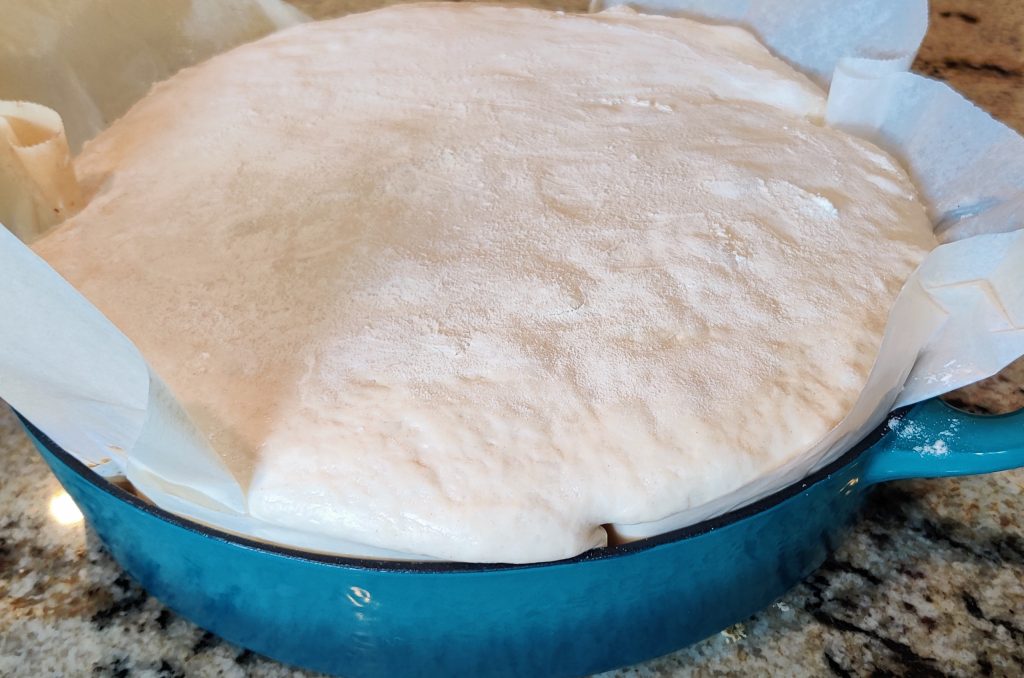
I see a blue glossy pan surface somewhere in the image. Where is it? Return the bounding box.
[19,398,1024,677]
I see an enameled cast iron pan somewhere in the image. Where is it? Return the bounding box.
[17,397,1024,677]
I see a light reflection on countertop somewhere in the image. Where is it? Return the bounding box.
[48,490,84,526]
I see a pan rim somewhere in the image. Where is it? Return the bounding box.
[17,407,902,574]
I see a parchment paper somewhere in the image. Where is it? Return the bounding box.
[0,0,306,153]
[0,102,81,241]
[1,0,1022,557]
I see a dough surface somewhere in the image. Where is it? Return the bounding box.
[34,4,935,562]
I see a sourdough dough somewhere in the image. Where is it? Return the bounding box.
[34,4,936,562]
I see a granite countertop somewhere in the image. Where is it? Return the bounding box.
[2,1,1023,676]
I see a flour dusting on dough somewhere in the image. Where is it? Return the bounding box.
[34,4,935,562]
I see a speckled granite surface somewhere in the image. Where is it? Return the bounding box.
[2,1,1023,676]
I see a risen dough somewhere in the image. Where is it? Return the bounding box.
[34,4,935,562]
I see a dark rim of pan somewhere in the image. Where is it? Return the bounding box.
[18,406,905,573]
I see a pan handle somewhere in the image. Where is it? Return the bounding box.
[862,397,1024,485]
